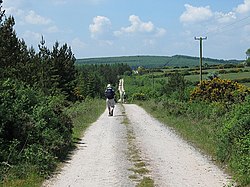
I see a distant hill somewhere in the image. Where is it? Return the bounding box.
[76,55,243,68]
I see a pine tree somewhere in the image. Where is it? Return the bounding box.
[0,13,21,79]
[37,36,57,95]
[51,41,76,100]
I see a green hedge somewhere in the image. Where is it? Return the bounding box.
[0,79,73,182]
[217,97,250,185]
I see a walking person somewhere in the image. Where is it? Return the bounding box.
[105,84,115,116]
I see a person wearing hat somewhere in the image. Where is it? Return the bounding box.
[105,84,115,116]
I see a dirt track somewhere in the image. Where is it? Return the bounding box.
[43,104,232,187]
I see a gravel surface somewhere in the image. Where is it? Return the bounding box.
[43,104,232,187]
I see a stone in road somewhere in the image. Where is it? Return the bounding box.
[43,104,232,187]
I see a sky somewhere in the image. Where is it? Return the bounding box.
[2,0,250,60]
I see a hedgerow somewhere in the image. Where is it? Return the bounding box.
[0,79,73,182]
[217,97,250,185]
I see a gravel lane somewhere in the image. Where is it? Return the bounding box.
[43,104,134,187]
[124,104,232,187]
[43,104,232,187]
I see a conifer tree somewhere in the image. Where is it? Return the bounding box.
[0,9,21,79]
[51,41,76,100]
[37,36,57,95]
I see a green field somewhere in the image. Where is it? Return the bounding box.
[185,71,250,82]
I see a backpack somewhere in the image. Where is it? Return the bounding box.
[105,88,114,99]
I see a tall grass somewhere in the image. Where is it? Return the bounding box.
[65,98,106,139]
[136,100,224,157]
[135,96,250,186]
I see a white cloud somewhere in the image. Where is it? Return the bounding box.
[119,15,154,34]
[180,4,213,23]
[89,16,111,39]
[235,0,250,14]
[214,12,236,23]
[25,10,52,25]
[114,15,166,38]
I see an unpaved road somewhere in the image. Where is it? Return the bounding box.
[43,104,232,187]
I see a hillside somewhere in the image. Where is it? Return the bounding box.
[76,55,243,68]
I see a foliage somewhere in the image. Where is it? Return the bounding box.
[0,79,73,181]
[0,8,77,101]
[217,97,250,185]
[125,69,250,185]
[65,99,106,140]
[207,71,220,80]
[76,64,131,99]
[245,58,250,67]
[160,73,187,101]
[50,41,77,100]
[0,15,23,80]
[132,93,147,101]
[190,78,250,104]
[246,48,250,58]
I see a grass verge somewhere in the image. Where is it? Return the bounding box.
[136,100,219,157]
[65,98,106,140]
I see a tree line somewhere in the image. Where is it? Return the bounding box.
[0,1,131,183]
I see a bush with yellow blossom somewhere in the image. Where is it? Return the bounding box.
[190,78,250,104]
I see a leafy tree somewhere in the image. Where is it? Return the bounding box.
[246,58,250,67]
[246,48,250,58]
[160,73,187,100]
[0,79,73,177]
[246,48,250,66]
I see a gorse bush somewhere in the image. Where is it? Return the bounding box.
[0,79,73,181]
[132,93,147,101]
[190,78,250,103]
[217,96,250,185]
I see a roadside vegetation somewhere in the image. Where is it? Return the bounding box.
[0,3,131,186]
[124,63,250,186]
[1,1,249,186]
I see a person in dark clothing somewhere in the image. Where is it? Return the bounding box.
[105,84,115,116]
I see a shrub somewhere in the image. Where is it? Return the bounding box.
[190,78,250,104]
[161,73,187,101]
[217,97,250,185]
[132,93,146,101]
[0,79,73,180]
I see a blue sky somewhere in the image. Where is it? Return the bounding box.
[2,0,250,60]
